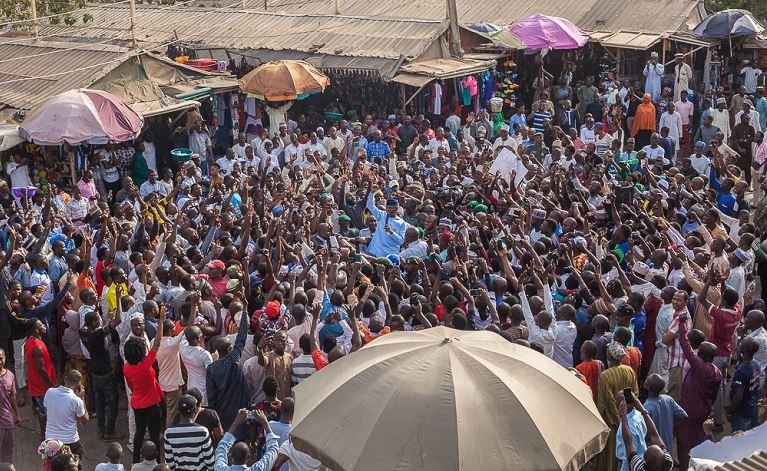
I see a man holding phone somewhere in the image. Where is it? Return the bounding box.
[43,369,89,463]
[615,391,673,471]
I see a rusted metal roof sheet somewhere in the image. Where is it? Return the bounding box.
[714,451,767,471]
[239,0,705,35]
[0,39,128,110]
[40,5,450,61]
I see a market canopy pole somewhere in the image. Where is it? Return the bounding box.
[129,0,137,49]
[30,0,39,39]
[446,0,463,58]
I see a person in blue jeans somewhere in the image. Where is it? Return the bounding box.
[727,337,762,432]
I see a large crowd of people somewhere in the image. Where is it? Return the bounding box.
[0,52,765,471]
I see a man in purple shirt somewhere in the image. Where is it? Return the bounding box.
[675,310,721,471]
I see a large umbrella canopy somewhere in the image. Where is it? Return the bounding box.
[291,327,608,471]
[19,89,143,146]
[510,14,589,51]
[238,60,330,101]
[692,9,765,38]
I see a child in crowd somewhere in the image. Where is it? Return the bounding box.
[575,340,603,401]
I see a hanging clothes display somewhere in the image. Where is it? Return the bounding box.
[430,82,444,115]
[460,79,471,106]
[481,70,495,103]
[244,97,263,133]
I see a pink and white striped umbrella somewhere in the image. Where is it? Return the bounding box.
[510,14,590,51]
[20,89,143,146]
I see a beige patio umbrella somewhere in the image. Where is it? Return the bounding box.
[238,60,330,101]
[291,327,608,471]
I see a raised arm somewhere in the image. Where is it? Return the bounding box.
[150,305,166,353]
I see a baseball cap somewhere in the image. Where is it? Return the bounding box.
[265,300,281,319]
[207,260,226,270]
[177,394,198,414]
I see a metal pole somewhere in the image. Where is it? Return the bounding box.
[335,0,340,15]
[129,0,137,49]
[30,0,39,39]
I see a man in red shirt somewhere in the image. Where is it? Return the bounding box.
[25,319,56,435]
[697,270,742,428]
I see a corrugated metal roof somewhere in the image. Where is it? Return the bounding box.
[714,451,767,471]
[39,5,450,61]
[399,57,496,77]
[204,49,403,79]
[0,39,129,110]
[591,31,663,50]
[239,0,704,35]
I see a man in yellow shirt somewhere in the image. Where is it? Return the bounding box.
[106,267,129,314]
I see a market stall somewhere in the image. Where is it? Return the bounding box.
[18,89,143,189]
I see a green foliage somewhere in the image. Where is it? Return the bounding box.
[0,0,116,27]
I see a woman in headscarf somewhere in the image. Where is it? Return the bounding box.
[631,93,656,149]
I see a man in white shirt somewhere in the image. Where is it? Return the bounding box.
[240,145,260,172]
[300,132,327,161]
[519,288,556,358]
[675,90,695,155]
[659,102,683,157]
[250,128,267,156]
[5,153,32,203]
[258,139,286,174]
[492,125,517,153]
[553,305,577,368]
[65,187,89,222]
[323,126,345,158]
[427,126,450,156]
[673,53,693,102]
[139,170,169,199]
[216,149,237,176]
[180,325,213,405]
[231,133,248,159]
[142,131,158,172]
[445,111,462,136]
[642,133,667,165]
[283,134,303,168]
[740,61,763,94]
[580,116,596,144]
[315,127,327,149]
[44,370,88,456]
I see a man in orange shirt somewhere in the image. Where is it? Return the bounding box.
[576,340,604,402]
[616,327,642,374]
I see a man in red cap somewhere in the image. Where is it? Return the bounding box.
[206,260,229,298]
[258,300,290,333]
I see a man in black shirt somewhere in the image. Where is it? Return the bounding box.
[80,310,121,440]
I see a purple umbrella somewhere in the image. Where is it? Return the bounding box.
[19,89,143,146]
[510,14,589,51]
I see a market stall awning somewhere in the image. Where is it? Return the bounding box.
[391,72,434,87]
[0,125,23,151]
[393,57,496,86]
[129,97,199,118]
[668,32,721,47]
[590,30,662,50]
[743,33,767,49]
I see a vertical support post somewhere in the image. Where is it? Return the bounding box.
[30,0,39,39]
[129,0,138,49]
